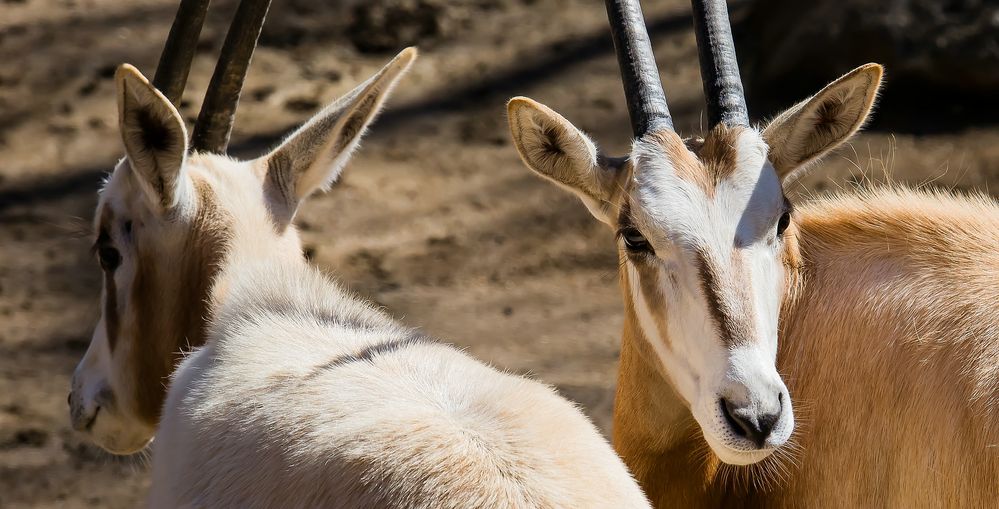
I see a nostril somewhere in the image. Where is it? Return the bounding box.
[756,410,778,442]
[84,406,100,432]
[721,397,781,448]
[67,393,72,407]
[70,402,101,433]
[720,398,747,438]
[754,393,783,442]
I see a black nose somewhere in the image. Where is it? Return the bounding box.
[721,395,781,448]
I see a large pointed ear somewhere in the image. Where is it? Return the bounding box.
[763,63,883,184]
[261,47,416,228]
[507,97,625,225]
[116,64,190,211]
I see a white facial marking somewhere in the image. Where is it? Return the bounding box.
[625,128,793,464]
[627,262,698,401]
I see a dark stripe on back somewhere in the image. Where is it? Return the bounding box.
[304,332,432,379]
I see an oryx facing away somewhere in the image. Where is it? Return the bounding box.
[508,0,999,506]
[67,1,651,506]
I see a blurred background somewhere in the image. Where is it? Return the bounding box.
[1,0,996,506]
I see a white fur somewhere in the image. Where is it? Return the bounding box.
[625,129,793,463]
[71,50,650,507]
[151,255,650,508]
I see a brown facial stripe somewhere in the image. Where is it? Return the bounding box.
[129,178,231,426]
[697,124,743,188]
[98,206,121,352]
[694,249,753,347]
[645,129,710,195]
[104,270,120,352]
[631,256,674,350]
[615,193,652,240]
[616,201,674,348]
[617,200,633,229]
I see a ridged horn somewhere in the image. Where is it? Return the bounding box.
[151,0,212,108]
[605,0,674,137]
[191,0,272,153]
[691,0,749,127]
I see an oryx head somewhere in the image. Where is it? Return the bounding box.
[507,0,882,465]
[68,0,415,454]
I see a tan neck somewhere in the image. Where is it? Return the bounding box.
[612,296,722,506]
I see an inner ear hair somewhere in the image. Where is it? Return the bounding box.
[507,97,600,194]
[116,64,190,211]
[507,97,633,225]
[521,120,577,177]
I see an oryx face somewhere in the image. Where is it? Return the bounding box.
[508,96,799,463]
[618,127,794,464]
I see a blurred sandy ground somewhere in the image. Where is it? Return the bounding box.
[1,1,996,506]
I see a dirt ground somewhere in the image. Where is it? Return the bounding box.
[1,0,997,507]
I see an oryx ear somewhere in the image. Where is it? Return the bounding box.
[260,47,416,228]
[507,97,624,225]
[116,64,190,212]
[763,63,883,184]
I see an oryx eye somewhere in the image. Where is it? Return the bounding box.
[776,211,791,237]
[621,228,653,254]
[98,246,121,271]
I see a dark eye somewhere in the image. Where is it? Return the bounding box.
[621,228,653,254]
[98,246,121,271]
[776,211,791,237]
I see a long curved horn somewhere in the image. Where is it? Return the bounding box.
[152,0,212,108]
[605,0,673,137]
[191,0,272,154]
[691,0,749,127]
